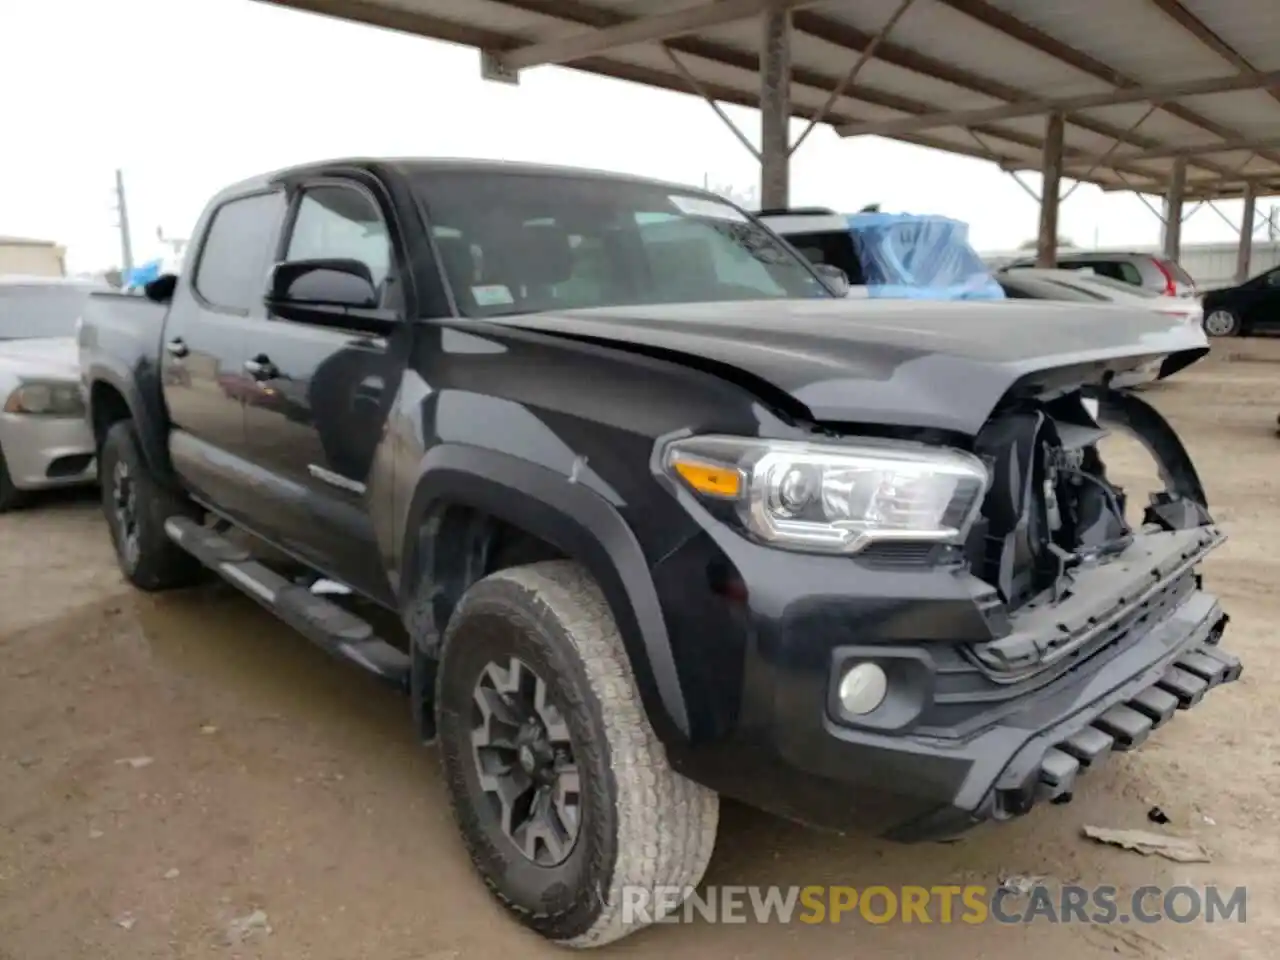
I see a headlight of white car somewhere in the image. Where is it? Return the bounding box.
[3,380,86,417]
[663,435,990,554]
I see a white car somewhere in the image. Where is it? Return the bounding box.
[995,267,1207,387]
[0,276,103,511]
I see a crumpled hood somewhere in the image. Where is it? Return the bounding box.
[0,337,81,381]
[488,298,1208,435]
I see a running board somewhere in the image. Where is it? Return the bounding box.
[163,516,410,691]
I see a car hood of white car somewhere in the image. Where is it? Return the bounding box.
[0,337,81,381]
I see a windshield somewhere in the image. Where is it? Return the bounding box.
[411,171,829,317]
[0,285,97,340]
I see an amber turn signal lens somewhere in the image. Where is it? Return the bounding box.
[672,458,742,498]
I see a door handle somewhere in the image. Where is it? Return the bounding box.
[244,355,279,380]
[165,338,188,358]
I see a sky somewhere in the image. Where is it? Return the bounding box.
[1,0,1271,272]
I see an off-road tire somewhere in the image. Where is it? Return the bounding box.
[99,421,204,591]
[435,560,719,948]
[0,445,29,514]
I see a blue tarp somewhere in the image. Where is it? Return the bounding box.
[122,259,163,291]
[848,212,1005,301]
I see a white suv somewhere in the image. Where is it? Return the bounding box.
[1001,250,1197,299]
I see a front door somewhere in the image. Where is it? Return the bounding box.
[161,189,285,526]
[241,180,402,601]
[1238,267,1280,330]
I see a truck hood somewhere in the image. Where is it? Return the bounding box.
[489,299,1208,435]
[0,337,81,381]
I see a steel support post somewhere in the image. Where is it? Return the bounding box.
[760,4,792,209]
[1036,112,1065,268]
[1237,183,1257,283]
[1162,158,1187,262]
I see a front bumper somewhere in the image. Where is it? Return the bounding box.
[0,412,96,490]
[653,523,1238,842]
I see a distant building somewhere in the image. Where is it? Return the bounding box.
[0,236,66,278]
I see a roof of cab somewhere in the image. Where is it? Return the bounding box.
[210,156,726,202]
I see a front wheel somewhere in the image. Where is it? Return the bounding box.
[435,560,719,948]
[99,421,204,591]
[1204,308,1241,337]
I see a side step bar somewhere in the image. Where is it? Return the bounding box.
[164,516,410,692]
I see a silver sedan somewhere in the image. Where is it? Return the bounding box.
[0,277,103,511]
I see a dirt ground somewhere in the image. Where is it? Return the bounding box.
[4,341,1280,960]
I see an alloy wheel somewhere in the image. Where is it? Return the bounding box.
[111,459,141,568]
[470,656,581,866]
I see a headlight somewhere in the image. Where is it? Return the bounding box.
[663,435,989,554]
[3,380,86,417]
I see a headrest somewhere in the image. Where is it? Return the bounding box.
[433,234,475,285]
[506,222,573,287]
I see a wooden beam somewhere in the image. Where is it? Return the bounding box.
[790,10,1226,178]
[496,0,826,71]
[837,69,1280,138]
[931,0,1279,177]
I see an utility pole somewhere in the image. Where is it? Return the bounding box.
[113,168,134,273]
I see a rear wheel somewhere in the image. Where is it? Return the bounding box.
[1204,309,1241,337]
[99,421,204,591]
[434,560,718,948]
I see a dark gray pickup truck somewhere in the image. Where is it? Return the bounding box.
[78,156,1237,948]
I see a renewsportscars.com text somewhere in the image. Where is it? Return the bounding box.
[619,884,1247,926]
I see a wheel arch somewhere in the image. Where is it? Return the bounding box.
[399,444,691,744]
[85,364,172,481]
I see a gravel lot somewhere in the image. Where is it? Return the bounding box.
[3,340,1279,959]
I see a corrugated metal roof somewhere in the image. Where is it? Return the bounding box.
[256,0,1280,200]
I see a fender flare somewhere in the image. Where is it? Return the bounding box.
[85,360,173,481]
[400,444,691,743]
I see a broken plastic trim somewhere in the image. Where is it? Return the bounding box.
[1091,387,1208,507]
[967,388,1221,677]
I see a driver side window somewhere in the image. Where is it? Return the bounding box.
[286,185,393,301]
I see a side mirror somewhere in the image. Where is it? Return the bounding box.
[267,258,378,309]
[142,273,178,304]
[814,263,851,297]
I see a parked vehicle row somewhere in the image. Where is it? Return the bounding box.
[75,157,1237,948]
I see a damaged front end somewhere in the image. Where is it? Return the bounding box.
[964,387,1224,677]
[945,385,1238,823]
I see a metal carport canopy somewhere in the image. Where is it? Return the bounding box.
[255,0,1280,272]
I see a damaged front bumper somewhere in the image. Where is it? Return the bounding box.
[663,389,1243,842]
[744,569,1240,844]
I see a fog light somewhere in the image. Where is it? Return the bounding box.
[838,662,887,715]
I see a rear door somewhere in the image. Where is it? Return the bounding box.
[239,178,403,600]
[160,189,285,522]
